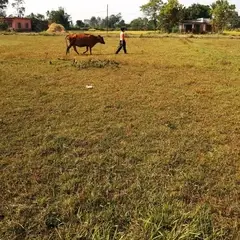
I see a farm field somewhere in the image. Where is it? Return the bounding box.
[0,34,240,239]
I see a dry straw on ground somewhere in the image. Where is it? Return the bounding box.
[46,23,66,33]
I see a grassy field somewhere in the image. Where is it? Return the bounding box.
[0,33,240,240]
[223,30,240,36]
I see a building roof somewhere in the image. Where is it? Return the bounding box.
[1,17,31,21]
[181,18,212,24]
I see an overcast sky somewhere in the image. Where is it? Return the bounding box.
[6,0,240,23]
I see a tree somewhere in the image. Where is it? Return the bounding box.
[140,0,163,30]
[27,13,45,20]
[211,0,236,32]
[12,0,25,17]
[0,0,7,17]
[0,1,8,28]
[0,9,6,17]
[46,7,71,29]
[100,17,107,29]
[142,17,150,29]
[96,17,102,26]
[89,16,98,28]
[84,13,126,30]
[228,11,240,29]
[86,16,104,29]
[184,4,211,20]
[0,0,8,9]
[76,20,85,28]
[116,19,126,28]
[159,0,183,32]
[130,17,149,30]
[26,13,48,32]
[108,13,123,29]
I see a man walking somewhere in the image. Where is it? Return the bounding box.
[115,27,127,54]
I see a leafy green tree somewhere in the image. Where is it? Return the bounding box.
[12,0,25,17]
[159,0,183,33]
[0,0,8,9]
[130,17,149,30]
[46,7,71,29]
[140,0,163,30]
[96,17,102,28]
[108,13,123,29]
[26,13,47,32]
[184,4,211,20]
[228,11,240,29]
[89,16,98,28]
[86,13,125,30]
[76,20,85,28]
[146,19,156,30]
[86,16,103,29]
[211,0,236,32]
[116,19,126,28]
[130,17,144,30]
[0,10,6,17]
[0,0,7,17]
[0,1,8,28]
[27,13,44,20]
[100,17,107,29]
[143,17,149,29]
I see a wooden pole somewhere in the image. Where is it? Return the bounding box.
[107,4,108,33]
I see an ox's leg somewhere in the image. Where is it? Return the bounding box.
[83,47,88,54]
[89,47,92,55]
[66,45,72,55]
[73,46,80,55]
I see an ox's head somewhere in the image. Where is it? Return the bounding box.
[97,35,105,44]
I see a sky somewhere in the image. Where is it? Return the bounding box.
[6,0,240,24]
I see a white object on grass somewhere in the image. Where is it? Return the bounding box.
[86,85,93,89]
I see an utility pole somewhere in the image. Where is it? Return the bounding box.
[107,4,109,33]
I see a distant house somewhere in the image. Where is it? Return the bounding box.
[1,17,32,31]
[179,18,212,34]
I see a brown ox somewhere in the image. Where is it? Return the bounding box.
[65,33,105,55]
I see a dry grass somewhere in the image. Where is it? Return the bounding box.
[223,30,240,36]
[47,23,66,33]
[0,34,240,240]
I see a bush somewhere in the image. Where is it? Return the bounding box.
[0,22,8,31]
[171,26,179,33]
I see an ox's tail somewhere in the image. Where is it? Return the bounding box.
[65,35,70,48]
[65,35,70,55]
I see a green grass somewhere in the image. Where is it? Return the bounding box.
[0,34,240,240]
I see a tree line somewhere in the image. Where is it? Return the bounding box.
[0,0,25,17]
[0,0,240,32]
[140,0,240,32]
